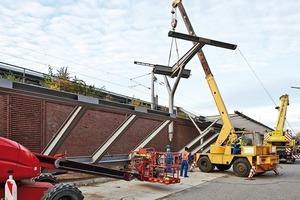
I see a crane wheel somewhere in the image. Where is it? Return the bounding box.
[32,173,59,184]
[232,158,251,177]
[198,156,215,172]
[41,183,84,200]
[216,164,231,171]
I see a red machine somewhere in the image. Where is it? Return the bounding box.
[0,136,90,199]
[130,148,181,184]
[0,137,41,183]
[0,137,181,199]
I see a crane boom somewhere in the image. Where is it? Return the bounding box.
[275,94,289,132]
[172,0,235,147]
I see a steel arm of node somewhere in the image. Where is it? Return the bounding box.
[170,42,204,78]
[191,132,219,155]
[178,107,198,119]
[201,146,210,154]
[42,106,86,155]
[187,114,202,133]
[132,119,172,152]
[164,75,171,94]
[166,43,204,142]
[91,114,138,163]
[190,118,218,135]
[179,119,218,153]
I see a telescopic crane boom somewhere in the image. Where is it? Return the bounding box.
[275,94,289,134]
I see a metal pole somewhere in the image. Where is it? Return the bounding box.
[151,71,155,109]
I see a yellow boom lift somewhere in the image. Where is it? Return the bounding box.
[172,0,279,177]
[263,94,299,163]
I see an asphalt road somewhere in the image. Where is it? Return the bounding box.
[159,160,300,200]
[78,160,300,200]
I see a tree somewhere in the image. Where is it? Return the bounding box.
[56,66,70,80]
[40,66,97,97]
[0,71,23,83]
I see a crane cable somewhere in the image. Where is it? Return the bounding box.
[167,7,180,67]
[237,47,295,134]
[237,47,277,106]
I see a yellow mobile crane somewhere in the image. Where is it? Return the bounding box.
[264,94,299,163]
[171,0,279,177]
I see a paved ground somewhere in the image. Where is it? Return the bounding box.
[74,169,224,200]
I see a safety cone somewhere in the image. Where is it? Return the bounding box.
[5,175,17,200]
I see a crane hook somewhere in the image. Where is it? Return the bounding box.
[171,18,177,30]
[171,8,177,30]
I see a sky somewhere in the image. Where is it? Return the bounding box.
[1,0,300,135]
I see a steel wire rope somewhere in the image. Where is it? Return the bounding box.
[237,47,295,133]
[0,50,151,97]
[0,43,154,98]
[237,47,276,106]
[165,7,205,113]
[0,40,153,99]
[0,40,130,79]
[0,51,124,88]
[0,18,193,112]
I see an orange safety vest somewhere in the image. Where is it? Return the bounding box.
[182,150,189,161]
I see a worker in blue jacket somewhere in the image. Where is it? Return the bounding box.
[166,145,172,173]
[232,137,242,154]
[180,147,192,177]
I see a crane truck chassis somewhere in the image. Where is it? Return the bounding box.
[0,136,181,199]
[172,0,279,177]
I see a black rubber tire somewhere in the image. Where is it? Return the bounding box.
[33,173,59,184]
[216,164,231,171]
[232,158,251,177]
[198,156,215,172]
[42,183,84,200]
[286,158,296,164]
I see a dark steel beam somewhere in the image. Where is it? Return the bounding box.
[134,61,191,78]
[168,31,237,50]
[291,86,300,89]
[170,42,204,78]
[153,64,191,78]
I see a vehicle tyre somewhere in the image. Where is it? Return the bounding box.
[216,164,231,171]
[33,173,59,184]
[286,158,296,164]
[198,156,215,172]
[233,158,251,177]
[42,183,84,200]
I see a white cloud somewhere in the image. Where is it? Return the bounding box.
[1,0,300,134]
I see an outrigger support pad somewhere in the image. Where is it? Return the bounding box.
[168,31,237,50]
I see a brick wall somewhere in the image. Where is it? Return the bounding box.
[0,94,44,152]
[0,89,209,156]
